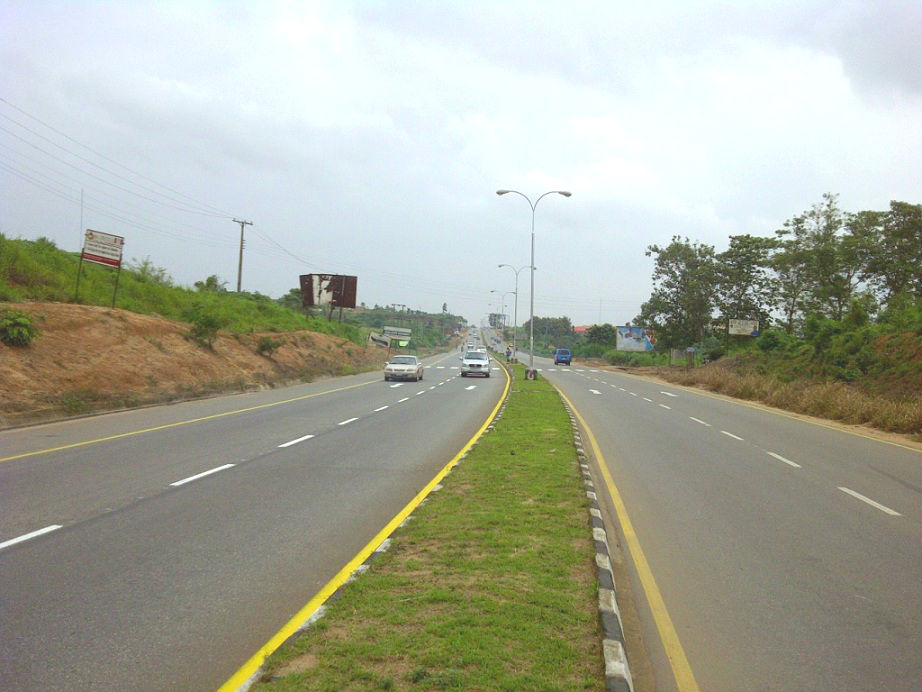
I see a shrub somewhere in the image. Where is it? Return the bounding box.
[257,335,284,356]
[186,309,224,350]
[0,309,40,346]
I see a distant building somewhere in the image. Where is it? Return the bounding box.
[573,325,590,334]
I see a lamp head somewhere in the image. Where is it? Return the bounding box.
[496,189,510,195]
[558,191,572,197]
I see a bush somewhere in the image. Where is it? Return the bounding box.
[186,307,224,349]
[257,335,284,356]
[0,309,40,346]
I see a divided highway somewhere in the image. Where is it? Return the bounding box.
[0,351,506,691]
[532,353,921,691]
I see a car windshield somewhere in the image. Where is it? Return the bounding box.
[390,356,416,364]
[464,352,487,360]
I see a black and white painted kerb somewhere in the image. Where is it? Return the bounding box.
[564,402,634,692]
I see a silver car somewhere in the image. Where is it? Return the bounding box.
[460,350,490,377]
[384,355,424,381]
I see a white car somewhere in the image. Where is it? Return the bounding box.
[384,355,424,381]
[460,350,490,377]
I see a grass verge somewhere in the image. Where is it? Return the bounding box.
[249,363,604,691]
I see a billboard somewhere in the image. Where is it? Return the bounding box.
[82,229,124,268]
[299,274,357,308]
[728,319,760,336]
[616,326,656,352]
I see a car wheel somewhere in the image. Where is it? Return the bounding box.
[419,371,423,381]
[485,373,490,378]
[384,375,389,381]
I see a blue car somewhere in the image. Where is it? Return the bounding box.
[554,348,571,365]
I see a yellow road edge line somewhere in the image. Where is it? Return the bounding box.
[217,362,511,692]
[557,388,701,692]
[0,379,378,464]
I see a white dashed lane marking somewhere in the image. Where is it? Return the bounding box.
[767,452,801,468]
[689,417,711,427]
[398,397,409,403]
[465,385,477,391]
[278,434,315,448]
[0,524,63,551]
[838,487,901,516]
[170,463,235,487]
[590,389,601,395]
[373,406,388,412]
[660,391,678,397]
[721,431,744,441]
[338,417,359,426]
[659,404,672,410]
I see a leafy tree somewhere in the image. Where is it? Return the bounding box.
[194,274,228,292]
[852,201,922,304]
[586,323,617,346]
[639,237,717,348]
[715,234,779,329]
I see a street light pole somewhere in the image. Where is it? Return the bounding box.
[496,189,571,376]
[498,263,531,363]
[490,289,516,340]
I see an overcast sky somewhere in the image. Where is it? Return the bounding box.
[2,1,920,326]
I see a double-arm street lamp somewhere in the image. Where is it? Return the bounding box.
[490,289,516,337]
[496,189,571,375]
[497,263,531,362]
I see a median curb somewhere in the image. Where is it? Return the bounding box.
[562,399,635,692]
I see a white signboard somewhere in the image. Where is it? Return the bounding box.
[82,229,124,268]
[728,319,760,336]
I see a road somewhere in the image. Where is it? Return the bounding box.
[531,352,921,691]
[0,350,506,691]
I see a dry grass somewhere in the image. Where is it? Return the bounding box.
[658,364,921,437]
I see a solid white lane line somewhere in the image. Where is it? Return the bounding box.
[465,385,477,390]
[659,404,672,410]
[398,397,409,403]
[767,452,801,468]
[0,524,63,551]
[170,463,235,487]
[689,417,711,427]
[373,406,389,412]
[838,487,901,516]
[643,397,652,402]
[278,434,315,448]
[338,417,359,426]
[660,392,678,397]
[720,431,744,440]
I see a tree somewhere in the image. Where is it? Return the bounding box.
[715,234,779,329]
[194,274,227,293]
[853,201,922,304]
[586,323,617,346]
[640,237,717,348]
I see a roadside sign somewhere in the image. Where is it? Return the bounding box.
[82,229,124,268]
[728,319,760,336]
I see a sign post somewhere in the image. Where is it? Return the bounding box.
[75,230,125,306]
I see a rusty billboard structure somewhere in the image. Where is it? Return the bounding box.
[299,274,358,321]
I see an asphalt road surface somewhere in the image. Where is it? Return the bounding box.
[533,353,921,691]
[0,351,506,691]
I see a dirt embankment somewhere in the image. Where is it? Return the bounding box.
[0,302,388,427]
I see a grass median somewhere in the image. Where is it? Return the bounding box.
[250,363,605,691]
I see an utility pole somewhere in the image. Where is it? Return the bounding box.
[232,218,253,292]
